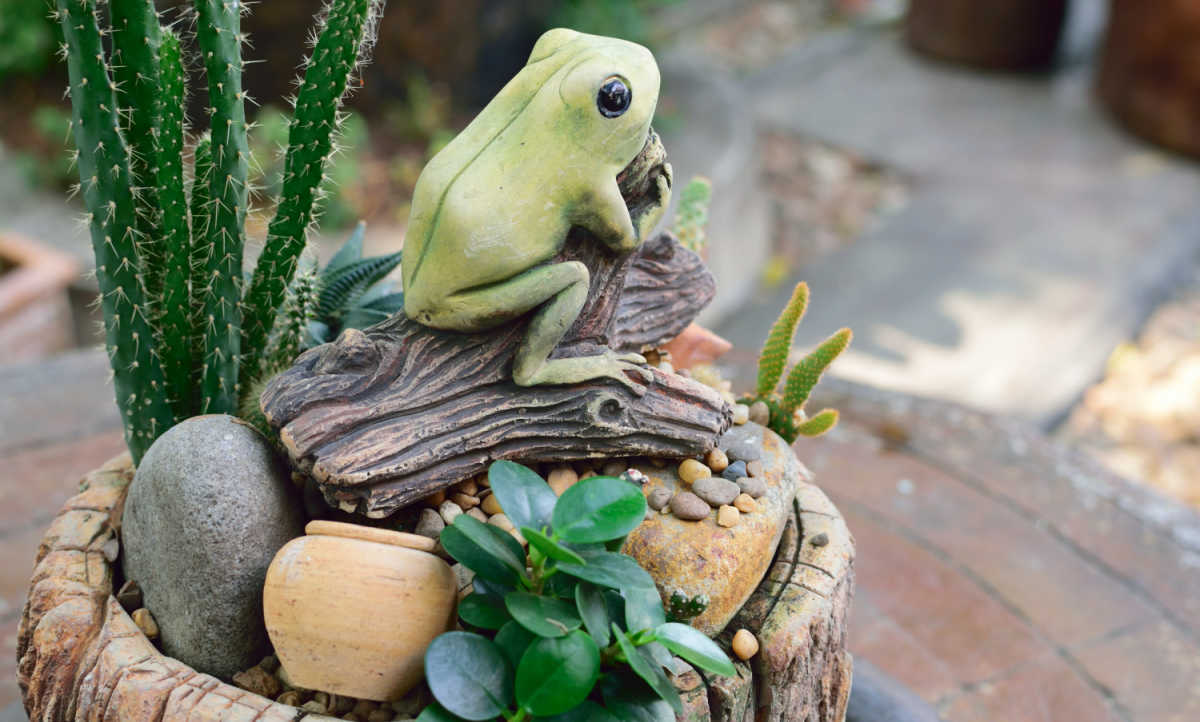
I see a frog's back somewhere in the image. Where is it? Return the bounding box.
[402,30,588,290]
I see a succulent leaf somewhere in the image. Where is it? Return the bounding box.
[316,251,403,320]
[782,327,852,414]
[756,281,809,398]
[671,176,712,254]
[795,409,839,437]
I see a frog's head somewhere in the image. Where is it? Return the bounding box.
[533,29,661,169]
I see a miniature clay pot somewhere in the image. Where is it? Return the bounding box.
[263,520,458,701]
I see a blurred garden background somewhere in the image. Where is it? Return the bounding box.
[3,1,1200,720]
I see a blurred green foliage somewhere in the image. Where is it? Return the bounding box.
[545,0,679,45]
[0,0,58,81]
[12,106,75,190]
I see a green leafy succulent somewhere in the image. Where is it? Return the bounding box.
[742,282,851,443]
[419,461,735,721]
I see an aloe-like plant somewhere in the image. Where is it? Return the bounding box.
[671,175,712,254]
[54,0,382,462]
[742,282,851,443]
[418,461,734,721]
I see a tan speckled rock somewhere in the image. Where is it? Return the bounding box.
[622,423,800,635]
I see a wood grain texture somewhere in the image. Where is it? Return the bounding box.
[262,229,729,517]
[19,454,854,722]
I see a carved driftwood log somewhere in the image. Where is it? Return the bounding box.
[264,132,730,516]
[19,455,854,722]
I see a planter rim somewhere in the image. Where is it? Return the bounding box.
[303,519,436,552]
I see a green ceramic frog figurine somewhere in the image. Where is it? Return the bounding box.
[401,28,672,392]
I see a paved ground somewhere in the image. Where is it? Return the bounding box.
[714,25,1200,428]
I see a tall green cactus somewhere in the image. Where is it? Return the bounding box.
[54,0,383,461]
[154,30,193,418]
[54,0,174,462]
[241,0,377,381]
[743,281,850,443]
[193,0,249,414]
[109,0,165,305]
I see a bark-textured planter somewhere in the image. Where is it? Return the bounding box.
[0,233,79,364]
[1097,0,1200,157]
[18,454,854,722]
[906,0,1068,70]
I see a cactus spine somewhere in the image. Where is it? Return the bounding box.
[54,0,383,460]
[109,0,165,305]
[745,281,850,443]
[193,0,249,414]
[54,0,174,462]
[154,30,193,418]
[241,0,376,381]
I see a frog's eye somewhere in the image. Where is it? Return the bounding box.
[597,77,632,118]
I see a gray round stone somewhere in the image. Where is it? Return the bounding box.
[692,476,740,507]
[737,475,768,499]
[647,487,672,511]
[121,415,304,679]
[669,491,711,520]
[720,459,748,481]
[720,424,764,462]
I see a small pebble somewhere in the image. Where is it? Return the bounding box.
[332,694,355,714]
[414,508,445,540]
[737,476,767,499]
[353,699,378,717]
[621,468,649,486]
[451,563,474,592]
[720,460,747,481]
[116,579,143,612]
[705,448,729,473]
[313,692,330,709]
[746,460,764,478]
[810,532,829,547]
[301,700,328,715]
[258,654,280,673]
[476,473,491,488]
[366,709,392,722]
[452,492,480,510]
[648,457,667,468]
[232,666,281,699]
[732,629,759,660]
[669,492,710,521]
[102,536,120,562]
[276,690,303,707]
[438,500,463,525]
[132,607,159,639]
[456,479,479,496]
[467,507,488,522]
[678,459,712,483]
[748,401,770,426]
[717,505,740,528]
[646,487,672,510]
[480,493,503,515]
[732,403,750,425]
[579,469,599,480]
[602,460,627,476]
[692,477,740,507]
[509,527,528,546]
[423,490,446,507]
[548,466,578,495]
[733,493,756,513]
[489,513,515,532]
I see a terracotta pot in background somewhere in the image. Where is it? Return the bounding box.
[1097,0,1200,157]
[906,0,1069,70]
[263,520,458,702]
[0,232,78,363]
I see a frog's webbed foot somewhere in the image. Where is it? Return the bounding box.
[513,349,653,396]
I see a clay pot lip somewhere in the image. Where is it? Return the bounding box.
[304,520,436,553]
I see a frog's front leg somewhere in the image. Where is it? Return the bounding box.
[419,261,651,393]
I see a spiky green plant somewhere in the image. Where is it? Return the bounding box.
[54,0,382,462]
[672,176,712,254]
[742,282,851,443]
